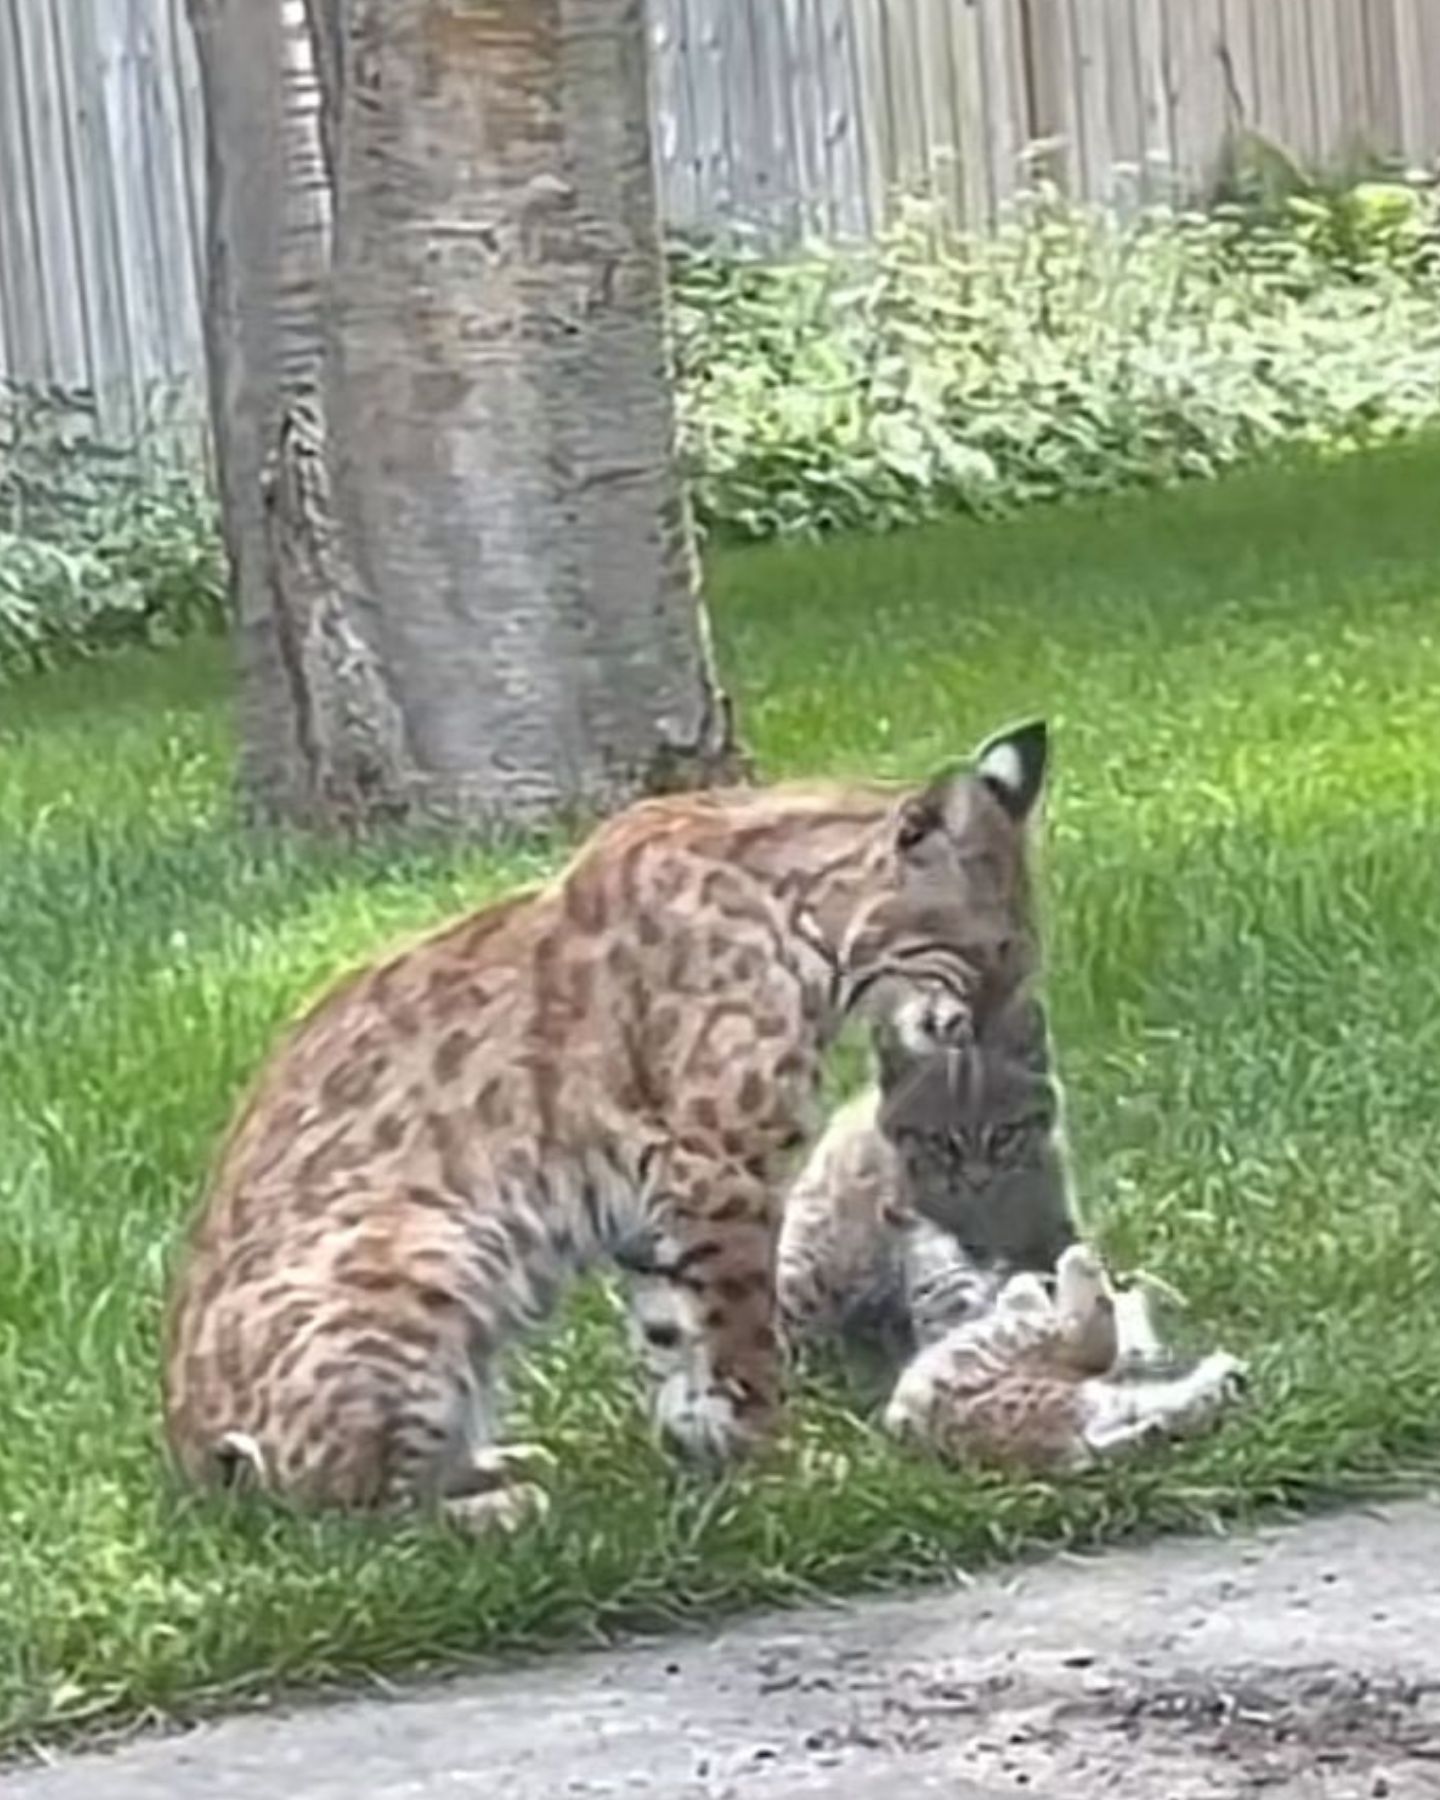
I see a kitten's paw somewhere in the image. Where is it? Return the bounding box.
[1109,1282,1171,1378]
[998,1271,1053,1318]
[442,1481,550,1536]
[1055,1242,1110,1303]
[1161,1351,1249,1440]
[1198,1350,1250,1404]
[1057,1242,1105,1280]
[881,1372,932,1444]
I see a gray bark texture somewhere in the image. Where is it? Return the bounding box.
[186,0,300,810]
[191,0,741,834]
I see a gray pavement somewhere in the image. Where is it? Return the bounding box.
[10,1499,1440,1797]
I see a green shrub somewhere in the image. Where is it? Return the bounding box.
[4,178,1439,674]
[0,388,224,682]
[670,181,1440,540]
[1213,132,1439,282]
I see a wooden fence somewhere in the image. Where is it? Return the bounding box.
[0,0,206,443]
[3,0,1440,445]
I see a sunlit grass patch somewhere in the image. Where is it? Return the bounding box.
[4,439,1440,1748]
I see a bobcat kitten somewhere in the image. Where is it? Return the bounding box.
[777,990,1078,1362]
[164,721,1049,1531]
[884,1243,1247,1472]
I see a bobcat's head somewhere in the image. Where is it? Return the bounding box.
[842,719,1049,1054]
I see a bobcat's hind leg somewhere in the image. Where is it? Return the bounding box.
[439,1447,554,1536]
[380,1355,555,1535]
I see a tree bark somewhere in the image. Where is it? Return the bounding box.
[193,0,741,834]
[187,0,294,808]
[188,0,336,820]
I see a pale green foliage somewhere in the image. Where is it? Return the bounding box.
[7,442,1440,1746]
[671,181,1440,539]
[3,180,1438,675]
[0,389,224,680]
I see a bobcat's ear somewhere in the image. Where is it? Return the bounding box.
[974,719,1048,822]
[895,718,1048,857]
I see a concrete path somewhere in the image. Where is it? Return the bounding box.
[11,1500,1440,1798]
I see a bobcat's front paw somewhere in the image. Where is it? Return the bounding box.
[654,1372,773,1465]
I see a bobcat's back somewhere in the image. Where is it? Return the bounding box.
[165,791,862,1506]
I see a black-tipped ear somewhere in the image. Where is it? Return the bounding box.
[975,719,1048,822]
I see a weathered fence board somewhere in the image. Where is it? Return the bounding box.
[2,0,1439,446]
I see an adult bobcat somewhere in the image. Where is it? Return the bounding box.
[163,722,1048,1530]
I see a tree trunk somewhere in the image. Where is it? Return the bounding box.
[193,0,741,833]
[187,0,294,808]
[189,0,335,819]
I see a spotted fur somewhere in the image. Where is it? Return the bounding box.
[884,1244,1248,1472]
[163,721,1050,1529]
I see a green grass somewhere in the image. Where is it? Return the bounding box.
[6,440,1440,1749]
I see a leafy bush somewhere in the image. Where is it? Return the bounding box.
[670,180,1440,539]
[4,177,1439,676]
[1214,132,1439,282]
[0,387,224,682]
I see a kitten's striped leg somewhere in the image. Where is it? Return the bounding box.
[774,1195,857,1349]
[1108,1279,1193,1379]
[903,1220,1003,1347]
[1078,1351,1248,1460]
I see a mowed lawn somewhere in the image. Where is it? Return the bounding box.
[4,441,1440,1749]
